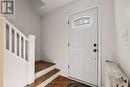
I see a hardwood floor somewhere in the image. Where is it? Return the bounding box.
[26,69,60,87]
[45,76,77,87]
[35,60,55,73]
[28,61,80,87]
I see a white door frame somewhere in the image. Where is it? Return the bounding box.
[67,4,102,87]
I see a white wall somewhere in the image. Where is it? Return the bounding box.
[101,0,115,85]
[101,0,115,61]
[4,50,28,87]
[42,0,115,85]
[7,0,42,58]
[115,0,130,82]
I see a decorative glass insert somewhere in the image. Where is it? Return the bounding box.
[73,17,91,27]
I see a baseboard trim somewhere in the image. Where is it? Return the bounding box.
[60,72,68,78]
[35,57,54,63]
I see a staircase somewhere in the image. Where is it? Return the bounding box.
[26,60,60,87]
[3,19,60,87]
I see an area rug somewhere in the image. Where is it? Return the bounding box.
[68,83,92,87]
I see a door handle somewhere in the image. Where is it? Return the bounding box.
[93,44,97,47]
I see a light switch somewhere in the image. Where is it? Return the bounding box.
[122,29,128,41]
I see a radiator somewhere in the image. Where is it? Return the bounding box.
[106,61,128,87]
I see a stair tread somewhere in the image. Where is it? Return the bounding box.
[35,60,55,73]
[26,69,60,87]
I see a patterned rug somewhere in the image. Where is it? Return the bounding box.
[68,83,91,87]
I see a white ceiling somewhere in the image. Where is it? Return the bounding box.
[36,0,76,15]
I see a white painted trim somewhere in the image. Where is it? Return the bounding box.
[28,35,36,84]
[67,3,102,87]
[37,71,60,87]
[35,65,56,79]
[60,72,68,78]
[97,0,103,87]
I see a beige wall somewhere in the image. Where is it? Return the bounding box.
[0,18,4,87]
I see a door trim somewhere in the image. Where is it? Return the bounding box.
[67,5,102,87]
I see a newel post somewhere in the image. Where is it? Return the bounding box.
[28,35,36,84]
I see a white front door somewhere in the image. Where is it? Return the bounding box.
[69,8,98,86]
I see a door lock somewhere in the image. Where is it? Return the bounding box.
[93,49,97,52]
[93,44,97,47]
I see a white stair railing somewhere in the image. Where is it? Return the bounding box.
[4,20,36,85]
[28,35,36,84]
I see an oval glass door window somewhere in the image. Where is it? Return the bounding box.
[73,17,91,28]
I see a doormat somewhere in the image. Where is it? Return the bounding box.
[68,83,92,87]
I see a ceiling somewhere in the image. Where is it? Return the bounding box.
[33,0,76,15]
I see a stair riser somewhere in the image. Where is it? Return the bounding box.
[37,71,60,87]
[35,65,56,79]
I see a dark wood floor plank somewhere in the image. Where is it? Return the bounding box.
[45,76,77,87]
[26,69,60,87]
[35,60,55,73]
